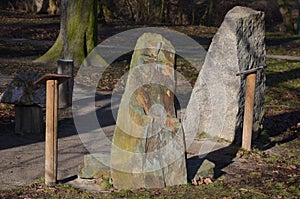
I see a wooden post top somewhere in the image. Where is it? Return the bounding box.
[34,74,71,85]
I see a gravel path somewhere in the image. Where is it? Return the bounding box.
[267,54,300,61]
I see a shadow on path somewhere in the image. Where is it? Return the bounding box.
[0,91,117,150]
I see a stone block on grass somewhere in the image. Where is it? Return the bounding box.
[79,153,110,179]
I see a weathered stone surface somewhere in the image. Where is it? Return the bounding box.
[187,157,216,180]
[0,72,45,105]
[111,33,187,189]
[195,160,215,178]
[183,6,266,144]
[79,153,110,179]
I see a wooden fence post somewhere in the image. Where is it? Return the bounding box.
[241,73,256,150]
[236,66,265,151]
[35,74,70,185]
[45,79,58,185]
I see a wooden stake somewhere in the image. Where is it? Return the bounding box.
[45,79,58,185]
[35,74,70,186]
[242,73,256,151]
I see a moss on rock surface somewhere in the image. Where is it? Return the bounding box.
[111,33,187,190]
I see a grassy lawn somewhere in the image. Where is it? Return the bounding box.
[266,32,300,56]
[265,59,300,114]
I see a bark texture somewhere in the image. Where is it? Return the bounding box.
[35,0,97,67]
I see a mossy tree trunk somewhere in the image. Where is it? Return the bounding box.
[35,0,97,66]
[277,0,294,33]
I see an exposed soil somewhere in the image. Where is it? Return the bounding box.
[0,9,299,198]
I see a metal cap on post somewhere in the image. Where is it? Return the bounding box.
[57,59,74,108]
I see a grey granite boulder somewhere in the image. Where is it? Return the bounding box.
[0,72,45,105]
[183,6,266,144]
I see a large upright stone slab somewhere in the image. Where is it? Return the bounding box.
[111,33,187,189]
[183,6,265,144]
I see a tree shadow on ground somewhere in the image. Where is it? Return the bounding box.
[266,67,300,87]
[0,116,78,150]
[254,111,300,150]
[0,92,116,150]
[187,110,300,181]
[266,36,300,47]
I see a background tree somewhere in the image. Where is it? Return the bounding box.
[277,0,294,32]
[35,0,98,66]
[35,0,48,13]
[205,0,214,26]
[2,0,300,34]
[48,0,60,15]
[98,0,116,24]
[297,0,300,34]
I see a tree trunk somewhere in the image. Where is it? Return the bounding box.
[159,0,165,23]
[206,0,214,26]
[277,0,294,32]
[297,0,300,34]
[35,0,49,13]
[35,0,97,67]
[48,0,60,15]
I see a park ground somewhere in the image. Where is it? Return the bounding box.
[0,9,300,198]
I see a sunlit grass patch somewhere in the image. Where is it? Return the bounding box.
[265,59,300,114]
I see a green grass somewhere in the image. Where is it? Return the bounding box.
[266,32,300,40]
[265,59,300,114]
[266,32,300,56]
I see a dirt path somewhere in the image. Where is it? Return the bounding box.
[0,122,87,190]
[267,54,300,61]
[0,86,232,191]
[0,91,117,190]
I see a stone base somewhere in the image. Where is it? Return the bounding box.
[78,153,110,179]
